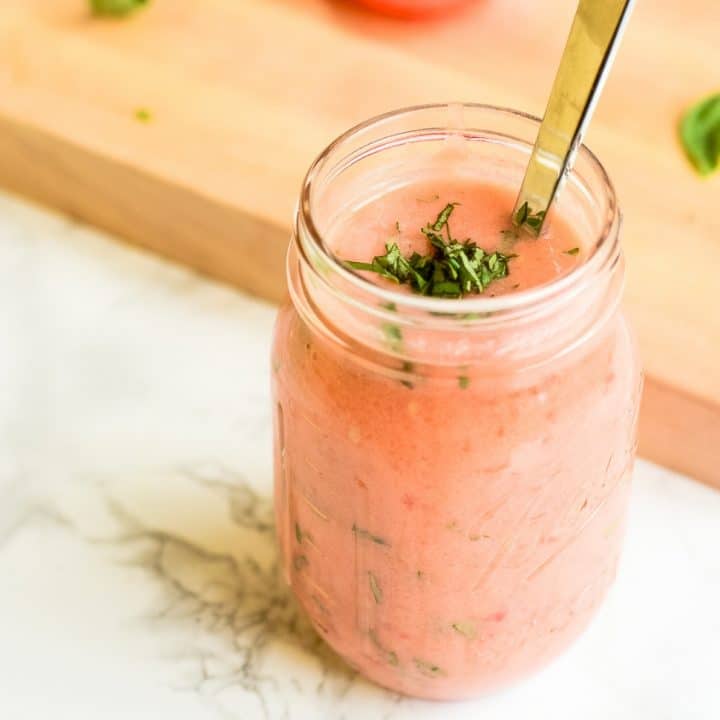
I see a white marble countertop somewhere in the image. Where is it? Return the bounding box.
[1,191,719,720]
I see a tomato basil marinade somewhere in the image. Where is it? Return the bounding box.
[272,106,641,700]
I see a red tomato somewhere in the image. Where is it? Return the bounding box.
[353,0,476,19]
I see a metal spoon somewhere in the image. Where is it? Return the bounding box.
[514,0,636,234]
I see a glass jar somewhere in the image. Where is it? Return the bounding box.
[271,104,642,700]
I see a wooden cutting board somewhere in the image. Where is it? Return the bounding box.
[0,0,718,485]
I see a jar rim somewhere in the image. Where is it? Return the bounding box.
[297,102,620,318]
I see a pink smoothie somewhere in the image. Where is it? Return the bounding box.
[330,179,584,296]
[272,176,640,699]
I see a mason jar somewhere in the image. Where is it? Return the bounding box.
[271,104,642,700]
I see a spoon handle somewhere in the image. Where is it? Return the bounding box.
[514,0,635,234]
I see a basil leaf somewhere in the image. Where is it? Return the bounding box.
[680,93,720,176]
[344,203,514,297]
[90,0,148,16]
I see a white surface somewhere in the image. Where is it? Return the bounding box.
[0,191,719,720]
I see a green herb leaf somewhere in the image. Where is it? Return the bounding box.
[525,210,546,233]
[456,312,483,320]
[432,203,458,231]
[563,247,580,256]
[90,0,149,16]
[134,108,152,123]
[400,360,414,390]
[458,375,470,390]
[413,658,446,678]
[382,323,402,343]
[431,280,461,297]
[345,203,513,298]
[352,524,390,547]
[346,260,376,272]
[514,201,529,225]
[382,323,404,355]
[680,93,720,176]
[295,522,303,543]
[468,533,490,541]
[513,201,546,235]
[451,621,476,639]
[369,572,383,604]
[293,554,309,571]
[369,629,399,666]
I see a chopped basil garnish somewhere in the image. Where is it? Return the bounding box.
[513,201,546,234]
[563,247,580,256]
[413,658,446,678]
[458,375,470,389]
[369,572,383,604]
[369,629,399,667]
[312,594,330,615]
[451,621,476,639]
[345,204,513,298]
[382,323,403,345]
[295,522,303,543]
[456,311,485,320]
[352,524,390,547]
[468,533,490,542]
[400,360,415,390]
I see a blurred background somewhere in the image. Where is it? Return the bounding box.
[0,1,719,719]
[1,0,718,482]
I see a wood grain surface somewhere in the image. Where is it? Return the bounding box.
[0,0,718,484]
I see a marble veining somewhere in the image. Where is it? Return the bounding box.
[1,191,719,719]
[43,468,375,719]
